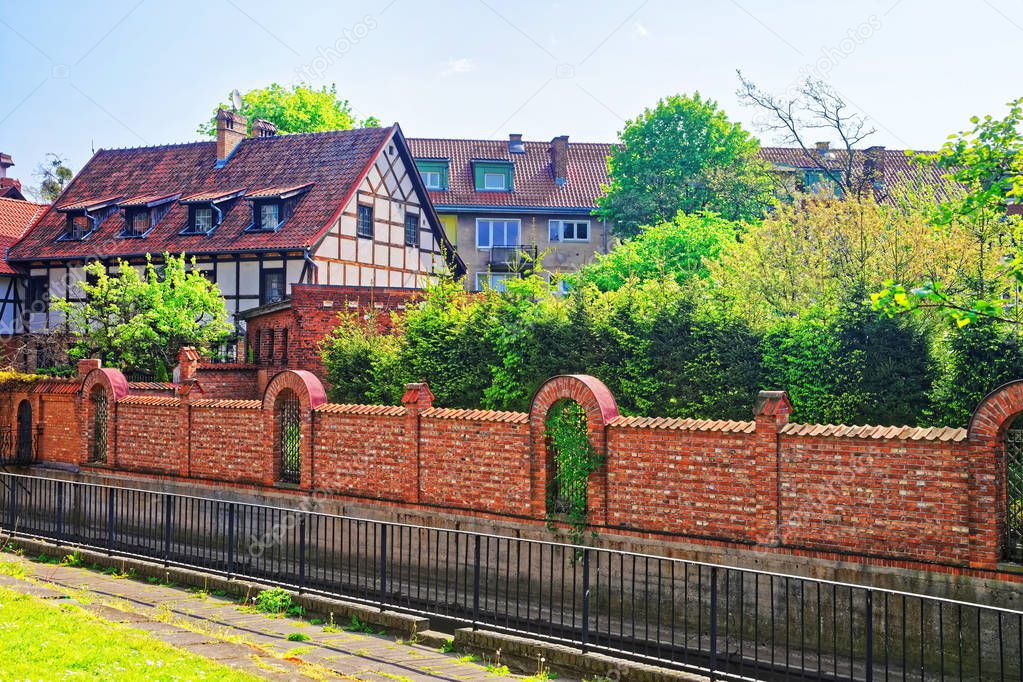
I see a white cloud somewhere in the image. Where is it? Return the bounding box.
[442,57,477,76]
[631,21,649,38]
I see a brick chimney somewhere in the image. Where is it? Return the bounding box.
[215,108,248,163]
[508,133,525,154]
[77,358,101,379]
[251,118,277,138]
[0,153,22,195]
[550,135,569,186]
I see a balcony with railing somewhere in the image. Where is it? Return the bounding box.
[485,244,539,272]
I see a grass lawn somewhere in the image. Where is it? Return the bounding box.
[0,585,262,681]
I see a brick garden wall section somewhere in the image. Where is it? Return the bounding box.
[5,365,1019,573]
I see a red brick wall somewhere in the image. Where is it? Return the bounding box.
[194,365,261,399]
[418,411,532,515]
[312,407,409,499]
[189,402,265,483]
[112,399,184,475]
[606,422,760,542]
[244,285,422,380]
[777,432,972,563]
[2,369,1018,575]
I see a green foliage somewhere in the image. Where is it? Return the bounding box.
[33,153,73,202]
[286,632,311,642]
[320,312,404,404]
[761,296,933,425]
[928,320,1023,426]
[575,211,740,291]
[596,92,775,237]
[253,587,293,615]
[545,400,602,544]
[53,254,232,376]
[198,83,378,135]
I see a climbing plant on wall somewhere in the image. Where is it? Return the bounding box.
[545,400,603,546]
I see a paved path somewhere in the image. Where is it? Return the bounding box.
[0,553,525,681]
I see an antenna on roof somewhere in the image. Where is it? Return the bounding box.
[230,89,243,112]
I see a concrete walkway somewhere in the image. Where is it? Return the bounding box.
[0,553,525,681]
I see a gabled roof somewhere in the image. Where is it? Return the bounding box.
[407,138,956,212]
[9,126,403,262]
[407,138,614,210]
[0,196,47,275]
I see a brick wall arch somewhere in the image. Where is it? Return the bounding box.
[78,368,128,466]
[261,370,326,488]
[528,375,619,522]
[968,380,1023,445]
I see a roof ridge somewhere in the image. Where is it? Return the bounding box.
[97,126,388,155]
[408,136,616,146]
[0,196,48,208]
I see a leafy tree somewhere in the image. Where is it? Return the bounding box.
[928,320,1023,426]
[737,73,879,199]
[574,212,740,291]
[595,93,775,237]
[198,83,378,135]
[873,98,1023,327]
[319,311,405,404]
[53,254,232,376]
[32,153,73,202]
[708,196,978,328]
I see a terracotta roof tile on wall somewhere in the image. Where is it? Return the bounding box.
[608,416,756,433]
[781,422,967,442]
[420,407,529,424]
[10,126,394,262]
[407,138,614,209]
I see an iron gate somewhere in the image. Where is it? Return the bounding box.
[90,390,108,464]
[1006,420,1023,563]
[277,390,301,483]
[15,400,32,464]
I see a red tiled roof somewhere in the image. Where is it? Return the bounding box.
[420,407,529,424]
[407,138,614,210]
[10,126,396,261]
[407,138,955,212]
[781,422,966,442]
[609,416,756,433]
[55,194,124,212]
[0,196,47,274]
[246,183,314,199]
[119,193,180,208]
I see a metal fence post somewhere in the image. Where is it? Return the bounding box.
[472,535,482,629]
[709,565,719,681]
[227,503,236,578]
[581,548,591,653]
[106,488,115,555]
[7,477,17,530]
[865,590,874,682]
[56,483,64,545]
[299,515,307,594]
[162,494,173,566]
[379,524,387,606]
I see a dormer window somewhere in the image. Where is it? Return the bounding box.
[243,183,312,233]
[124,209,150,237]
[64,213,91,240]
[193,206,214,233]
[118,193,177,238]
[472,160,513,192]
[483,172,506,190]
[258,202,281,231]
[415,159,449,191]
[180,188,245,236]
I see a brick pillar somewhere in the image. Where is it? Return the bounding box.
[177,346,200,382]
[77,358,100,379]
[401,382,434,503]
[752,390,791,546]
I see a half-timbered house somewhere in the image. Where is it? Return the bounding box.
[7,111,463,351]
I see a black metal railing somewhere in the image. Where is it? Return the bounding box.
[0,471,1020,681]
[487,244,539,271]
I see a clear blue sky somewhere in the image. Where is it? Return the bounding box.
[2,0,1020,196]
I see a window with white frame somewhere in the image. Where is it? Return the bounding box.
[259,202,280,231]
[404,212,420,247]
[475,272,513,291]
[476,219,520,249]
[483,172,507,190]
[422,171,442,190]
[548,219,589,242]
[193,206,213,233]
